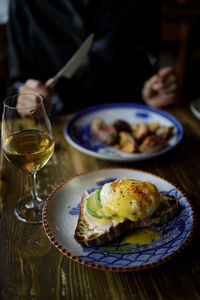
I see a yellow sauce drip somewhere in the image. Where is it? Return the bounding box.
[124,228,162,245]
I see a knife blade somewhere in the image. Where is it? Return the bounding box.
[47,33,94,89]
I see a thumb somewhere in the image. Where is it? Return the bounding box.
[45,78,55,89]
[143,75,159,99]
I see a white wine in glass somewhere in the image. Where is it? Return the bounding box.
[1,93,55,224]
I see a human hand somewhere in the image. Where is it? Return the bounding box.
[18,79,54,111]
[142,66,179,108]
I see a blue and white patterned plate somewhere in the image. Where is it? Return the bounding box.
[64,103,183,161]
[43,168,195,272]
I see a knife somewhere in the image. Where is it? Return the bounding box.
[47,33,94,89]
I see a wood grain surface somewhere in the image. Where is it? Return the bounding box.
[1,104,200,300]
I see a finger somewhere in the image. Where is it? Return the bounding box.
[17,93,38,109]
[151,82,163,90]
[142,75,160,98]
[18,90,38,103]
[18,85,36,95]
[162,74,177,86]
[154,73,178,94]
[145,93,176,108]
[25,79,43,89]
[156,73,178,92]
[159,83,178,94]
[158,66,175,80]
[18,85,43,107]
[147,74,161,85]
[16,93,41,118]
[39,86,54,103]
[19,83,51,101]
[45,78,54,89]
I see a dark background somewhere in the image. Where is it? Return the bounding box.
[1,0,200,113]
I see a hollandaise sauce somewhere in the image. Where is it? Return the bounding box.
[124,228,162,245]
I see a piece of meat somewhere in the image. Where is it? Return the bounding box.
[119,131,134,146]
[113,120,132,133]
[119,131,138,153]
[155,126,173,140]
[121,142,138,153]
[139,135,167,153]
[91,118,117,145]
[131,123,150,140]
[148,122,159,133]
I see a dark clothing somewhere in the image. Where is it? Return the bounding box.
[7,0,162,113]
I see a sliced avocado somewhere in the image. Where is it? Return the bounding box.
[96,186,103,208]
[86,192,112,220]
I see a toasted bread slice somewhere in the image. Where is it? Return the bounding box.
[74,191,179,247]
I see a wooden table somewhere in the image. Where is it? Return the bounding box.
[1,104,200,300]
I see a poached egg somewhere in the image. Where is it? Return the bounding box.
[98,178,160,224]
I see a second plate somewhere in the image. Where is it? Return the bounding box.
[64,103,183,162]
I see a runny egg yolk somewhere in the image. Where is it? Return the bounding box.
[98,178,160,223]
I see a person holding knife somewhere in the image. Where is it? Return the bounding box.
[7,0,179,115]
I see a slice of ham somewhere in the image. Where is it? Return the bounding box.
[91,118,117,145]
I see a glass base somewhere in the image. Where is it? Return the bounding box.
[14,194,47,224]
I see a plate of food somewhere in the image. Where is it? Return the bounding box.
[64,103,183,162]
[43,168,195,272]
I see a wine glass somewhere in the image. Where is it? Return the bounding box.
[1,93,55,224]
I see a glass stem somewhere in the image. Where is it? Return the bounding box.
[29,172,41,205]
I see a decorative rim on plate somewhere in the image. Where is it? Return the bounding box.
[43,168,196,272]
[64,103,183,162]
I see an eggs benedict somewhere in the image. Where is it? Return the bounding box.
[74,178,179,247]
